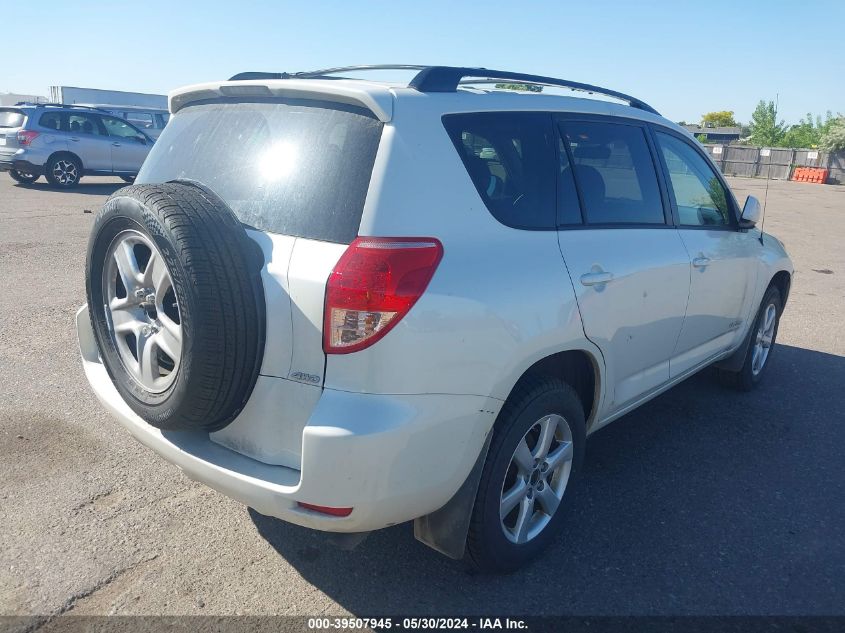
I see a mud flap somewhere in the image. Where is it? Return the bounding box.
[714,320,755,372]
[413,431,493,559]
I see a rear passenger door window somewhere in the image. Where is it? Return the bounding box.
[39,112,65,131]
[654,131,733,227]
[442,112,556,229]
[558,120,666,226]
[68,113,105,136]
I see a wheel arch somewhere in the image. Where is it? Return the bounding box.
[770,269,792,307]
[503,348,602,431]
[47,150,84,172]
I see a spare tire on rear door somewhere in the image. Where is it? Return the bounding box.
[85,182,266,432]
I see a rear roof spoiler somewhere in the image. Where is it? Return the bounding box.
[169,80,394,122]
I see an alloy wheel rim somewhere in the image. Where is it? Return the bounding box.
[53,160,78,185]
[751,303,777,376]
[500,413,574,544]
[102,230,182,393]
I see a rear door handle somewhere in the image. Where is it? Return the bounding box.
[69,137,79,142]
[112,142,122,147]
[580,271,614,286]
[692,256,711,268]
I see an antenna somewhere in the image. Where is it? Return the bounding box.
[759,146,771,243]
[758,93,778,243]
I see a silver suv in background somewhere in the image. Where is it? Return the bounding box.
[81,105,170,139]
[0,103,153,188]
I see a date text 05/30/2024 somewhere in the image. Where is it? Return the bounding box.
[307,617,528,630]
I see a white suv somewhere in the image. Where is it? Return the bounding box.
[77,66,793,572]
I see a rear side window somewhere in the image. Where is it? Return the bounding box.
[137,99,384,244]
[0,109,25,128]
[560,121,665,225]
[442,112,556,229]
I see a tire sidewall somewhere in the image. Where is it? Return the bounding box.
[86,194,197,425]
[472,383,586,571]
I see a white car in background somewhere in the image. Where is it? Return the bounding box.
[77,65,793,572]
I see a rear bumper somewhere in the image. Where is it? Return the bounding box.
[0,157,42,175]
[76,305,499,532]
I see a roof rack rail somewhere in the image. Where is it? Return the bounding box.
[409,67,659,115]
[226,65,659,115]
[14,101,107,111]
[228,65,428,82]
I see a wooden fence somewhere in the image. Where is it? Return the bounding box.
[701,144,845,184]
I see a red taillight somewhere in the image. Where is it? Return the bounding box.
[17,130,39,146]
[297,502,353,517]
[324,237,443,354]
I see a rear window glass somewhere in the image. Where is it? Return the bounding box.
[442,112,556,229]
[137,99,383,244]
[560,121,665,225]
[0,109,25,128]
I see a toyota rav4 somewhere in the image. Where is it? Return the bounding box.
[76,66,793,572]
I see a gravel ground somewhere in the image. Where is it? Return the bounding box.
[0,175,843,619]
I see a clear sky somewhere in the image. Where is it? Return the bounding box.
[3,0,842,125]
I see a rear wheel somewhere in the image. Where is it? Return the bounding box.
[9,169,38,184]
[45,154,82,188]
[467,377,586,572]
[718,286,782,391]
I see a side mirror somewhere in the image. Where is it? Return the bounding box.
[740,195,762,228]
[135,134,147,145]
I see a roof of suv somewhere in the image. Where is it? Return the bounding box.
[14,103,108,113]
[168,65,686,134]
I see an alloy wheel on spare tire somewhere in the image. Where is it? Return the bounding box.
[85,181,266,432]
[46,154,82,188]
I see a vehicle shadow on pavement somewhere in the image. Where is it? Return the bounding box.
[13,182,125,196]
[250,343,845,615]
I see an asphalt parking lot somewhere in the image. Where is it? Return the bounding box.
[1,175,843,618]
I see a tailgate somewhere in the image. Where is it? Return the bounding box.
[135,96,383,466]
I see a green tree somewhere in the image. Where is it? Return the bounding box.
[820,117,845,152]
[695,133,708,144]
[748,100,787,146]
[701,110,738,127]
[781,112,836,148]
[494,83,542,92]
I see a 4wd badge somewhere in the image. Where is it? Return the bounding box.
[289,371,322,384]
